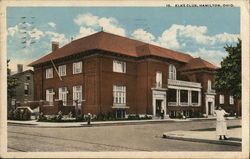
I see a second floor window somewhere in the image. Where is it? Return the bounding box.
[24,83,29,95]
[113,60,126,73]
[58,65,66,76]
[208,80,212,90]
[73,61,82,74]
[156,72,162,88]
[46,68,53,79]
[219,95,224,104]
[113,85,126,105]
[169,64,176,80]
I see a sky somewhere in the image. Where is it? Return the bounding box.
[7,7,240,73]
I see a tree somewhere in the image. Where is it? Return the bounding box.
[7,59,18,109]
[214,39,241,115]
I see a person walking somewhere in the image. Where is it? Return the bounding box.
[214,106,229,140]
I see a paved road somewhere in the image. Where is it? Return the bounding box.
[8,119,241,152]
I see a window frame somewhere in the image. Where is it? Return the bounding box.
[169,64,176,80]
[73,61,82,74]
[73,85,82,106]
[219,94,224,104]
[229,96,234,105]
[59,87,67,106]
[113,85,126,105]
[46,68,53,79]
[156,72,162,88]
[113,60,126,73]
[58,65,67,76]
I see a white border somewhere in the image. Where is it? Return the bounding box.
[0,0,249,158]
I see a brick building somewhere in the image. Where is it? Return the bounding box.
[9,65,34,109]
[29,31,237,118]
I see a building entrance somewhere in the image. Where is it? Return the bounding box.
[156,100,163,117]
[205,95,215,116]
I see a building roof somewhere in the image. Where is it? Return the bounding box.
[29,31,194,66]
[29,31,217,71]
[11,69,34,77]
[179,58,218,71]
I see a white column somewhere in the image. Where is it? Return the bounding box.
[198,91,201,106]
[176,89,179,106]
[188,90,191,106]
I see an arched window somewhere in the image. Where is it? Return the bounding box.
[169,64,176,80]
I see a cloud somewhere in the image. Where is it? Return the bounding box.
[187,48,227,66]
[157,24,182,49]
[156,24,239,48]
[74,13,126,36]
[45,31,69,45]
[8,25,19,37]
[74,13,99,26]
[75,27,97,39]
[48,22,56,28]
[131,28,155,43]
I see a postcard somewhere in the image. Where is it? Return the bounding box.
[0,0,249,158]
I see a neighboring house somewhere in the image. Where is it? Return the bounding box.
[9,65,34,109]
[29,31,237,118]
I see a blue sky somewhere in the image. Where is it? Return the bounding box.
[7,7,240,72]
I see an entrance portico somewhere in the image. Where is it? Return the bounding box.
[205,89,216,116]
[152,88,167,117]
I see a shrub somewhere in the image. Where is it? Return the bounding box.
[8,109,14,120]
[22,110,31,120]
[13,109,21,120]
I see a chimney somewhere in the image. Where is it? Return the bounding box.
[17,64,23,73]
[52,41,59,51]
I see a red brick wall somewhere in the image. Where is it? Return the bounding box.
[33,51,221,116]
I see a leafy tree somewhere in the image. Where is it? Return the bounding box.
[214,39,241,99]
[214,39,241,116]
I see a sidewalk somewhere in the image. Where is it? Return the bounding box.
[7,117,239,128]
[163,127,241,146]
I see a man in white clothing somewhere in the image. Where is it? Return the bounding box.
[214,106,229,140]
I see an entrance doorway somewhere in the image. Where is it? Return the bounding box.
[205,95,215,116]
[208,102,212,115]
[156,100,162,117]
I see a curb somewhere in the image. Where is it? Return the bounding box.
[7,117,239,128]
[162,134,241,146]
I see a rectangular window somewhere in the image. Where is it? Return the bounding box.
[180,90,188,106]
[113,60,126,73]
[73,61,82,74]
[26,76,30,80]
[46,68,53,79]
[191,91,199,103]
[219,95,224,104]
[229,96,234,105]
[46,89,54,105]
[113,85,126,105]
[58,65,66,76]
[73,85,82,106]
[24,83,29,95]
[156,72,162,88]
[59,87,67,106]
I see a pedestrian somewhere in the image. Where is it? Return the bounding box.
[87,113,91,125]
[214,106,229,140]
[161,109,165,119]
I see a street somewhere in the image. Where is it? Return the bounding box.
[8,119,241,151]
